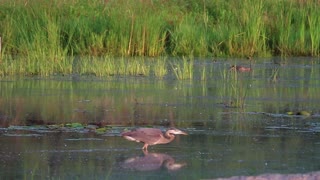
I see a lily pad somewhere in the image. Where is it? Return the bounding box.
[47,124,63,129]
[296,111,311,116]
[287,111,294,115]
[65,122,84,128]
[95,127,109,134]
[287,111,311,116]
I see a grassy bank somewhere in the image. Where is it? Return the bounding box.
[0,0,319,76]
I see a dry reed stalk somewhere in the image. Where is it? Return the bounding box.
[128,15,134,56]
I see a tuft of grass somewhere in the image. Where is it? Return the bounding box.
[269,65,281,83]
[226,63,252,108]
[171,56,194,80]
[105,1,170,57]
[171,14,210,57]
[77,57,151,77]
[307,5,320,56]
[125,58,150,76]
[153,57,168,79]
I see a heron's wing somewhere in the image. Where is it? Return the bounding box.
[123,128,162,144]
[135,128,163,144]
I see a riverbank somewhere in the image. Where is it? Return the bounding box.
[0,0,319,76]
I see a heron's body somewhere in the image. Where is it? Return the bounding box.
[122,128,187,150]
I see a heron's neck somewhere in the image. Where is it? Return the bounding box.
[163,132,175,143]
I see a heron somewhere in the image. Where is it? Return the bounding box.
[121,127,187,150]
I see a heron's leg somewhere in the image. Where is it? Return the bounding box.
[142,144,148,150]
[142,148,149,155]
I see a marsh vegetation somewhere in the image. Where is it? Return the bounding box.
[0,0,319,76]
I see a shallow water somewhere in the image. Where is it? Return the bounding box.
[0,57,320,179]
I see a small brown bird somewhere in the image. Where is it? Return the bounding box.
[121,127,187,151]
[230,65,252,72]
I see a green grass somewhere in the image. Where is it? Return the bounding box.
[171,56,194,80]
[0,0,320,76]
[153,57,168,78]
[76,57,151,77]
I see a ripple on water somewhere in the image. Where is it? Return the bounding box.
[64,138,104,141]
[3,133,43,137]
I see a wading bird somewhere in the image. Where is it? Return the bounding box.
[121,127,187,151]
[229,65,252,72]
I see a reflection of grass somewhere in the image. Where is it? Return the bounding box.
[227,68,251,108]
[200,65,207,81]
[269,65,280,82]
[1,63,320,130]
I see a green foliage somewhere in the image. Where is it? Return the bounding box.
[0,0,320,76]
[76,57,151,77]
[65,122,84,128]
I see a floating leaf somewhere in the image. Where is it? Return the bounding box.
[95,127,108,134]
[287,111,294,115]
[65,122,84,128]
[47,124,62,129]
[296,111,311,116]
[86,124,99,130]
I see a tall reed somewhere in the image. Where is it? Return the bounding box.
[106,0,169,56]
[307,5,320,56]
[171,14,209,57]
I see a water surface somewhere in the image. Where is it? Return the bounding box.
[0,57,320,179]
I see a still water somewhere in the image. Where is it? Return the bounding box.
[0,57,320,179]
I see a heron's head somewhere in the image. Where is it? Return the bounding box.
[167,128,188,135]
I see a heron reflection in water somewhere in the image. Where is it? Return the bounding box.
[121,152,186,171]
[121,127,187,151]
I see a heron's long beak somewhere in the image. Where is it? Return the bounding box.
[180,131,188,135]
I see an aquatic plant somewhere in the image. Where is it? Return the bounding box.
[125,57,150,76]
[200,65,207,81]
[171,56,194,80]
[269,65,281,82]
[227,64,252,108]
[77,57,151,77]
[153,57,168,78]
